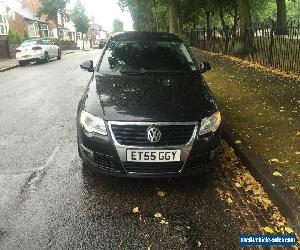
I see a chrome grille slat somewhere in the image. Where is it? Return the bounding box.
[110,124,195,146]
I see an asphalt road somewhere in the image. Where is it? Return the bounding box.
[0,50,281,250]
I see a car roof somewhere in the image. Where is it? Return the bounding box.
[111,31,183,42]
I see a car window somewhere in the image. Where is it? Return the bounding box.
[21,40,38,46]
[98,41,197,75]
[42,40,50,45]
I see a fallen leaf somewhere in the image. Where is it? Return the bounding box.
[227,197,234,204]
[157,191,166,197]
[295,151,300,155]
[154,212,162,218]
[235,140,242,144]
[197,241,202,247]
[270,158,279,163]
[160,219,168,224]
[273,171,283,177]
[285,227,293,234]
[262,227,274,233]
[132,207,139,213]
[296,131,300,137]
[234,182,241,188]
[290,186,295,190]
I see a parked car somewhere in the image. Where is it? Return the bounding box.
[77,31,222,177]
[98,39,107,49]
[16,39,61,66]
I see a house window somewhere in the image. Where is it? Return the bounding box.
[28,22,39,37]
[0,15,8,35]
[42,24,53,37]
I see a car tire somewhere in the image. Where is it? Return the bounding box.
[18,61,26,67]
[44,52,49,63]
[57,49,61,60]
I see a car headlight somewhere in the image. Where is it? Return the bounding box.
[199,111,221,135]
[80,110,107,135]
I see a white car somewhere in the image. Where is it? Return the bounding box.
[16,39,61,66]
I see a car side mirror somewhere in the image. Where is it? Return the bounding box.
[199,61,211,73]
[80,60,94,72]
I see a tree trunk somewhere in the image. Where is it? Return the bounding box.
[206,11,212,41]
[236,0,253,56]
[168,0,179,34]
[153,0,159,32]
[276,0,287,35]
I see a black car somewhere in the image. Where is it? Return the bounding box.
[77,32,222,177]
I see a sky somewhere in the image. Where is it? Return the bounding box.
[82,0,133,31]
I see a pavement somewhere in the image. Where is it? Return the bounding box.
[0,50,297,249]
[0,50,81,72]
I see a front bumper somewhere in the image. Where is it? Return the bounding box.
[78,122,222,178]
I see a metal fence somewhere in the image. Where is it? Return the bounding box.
[187,21,300,75]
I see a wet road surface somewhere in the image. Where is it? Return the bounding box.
[0,50,290,249]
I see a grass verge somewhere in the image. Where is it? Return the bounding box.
[192,48,300,198]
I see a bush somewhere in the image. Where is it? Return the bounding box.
[24,31,29,40]
[8,29,15,42]
[15,32,21,43]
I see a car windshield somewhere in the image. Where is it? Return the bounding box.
[21,40,41,47]
[97,41,197,75]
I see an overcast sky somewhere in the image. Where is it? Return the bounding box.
[82,0,133,31]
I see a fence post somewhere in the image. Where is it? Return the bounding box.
[224,25,229,54]
[268,21,274,65]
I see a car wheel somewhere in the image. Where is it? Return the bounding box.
[44,52,49,63]
[18,61,26,67]
[57,49,61,60]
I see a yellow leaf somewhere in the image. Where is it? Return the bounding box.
[227,197,234,204]
[295,151,300,155]
[263,227,274,233]
[273,171,283,177]
[270,158,279,163]
[290,186,295,190]
[154,212,162,218]
[132,207,139,213]
[157,191,166,197]
[235,140,242,144]
[285,227,293,234]
[296,131,300,137]
[234,182,241,188]
[160,219,168,224]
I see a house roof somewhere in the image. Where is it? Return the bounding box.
[6,0,46,23]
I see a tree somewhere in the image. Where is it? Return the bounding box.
[71,0,89,49]
[276,0,287,34]
[168,0,179,33]
[38,0,67,38]
[112,19,124,32]
[236,0,254,55]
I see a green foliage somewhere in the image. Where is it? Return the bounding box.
[15,32,21,43]
[112,19,124,32]
[24,31,29,40]
[8,29,15,42]
[287,0,300,20]
[38,0,67,22]
[71,0,89,34]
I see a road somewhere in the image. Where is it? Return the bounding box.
[0,50,289,249]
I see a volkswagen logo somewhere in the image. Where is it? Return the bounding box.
[147,126,162,143]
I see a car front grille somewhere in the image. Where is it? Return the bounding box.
[123,162,184,174]
[110,124,195,146]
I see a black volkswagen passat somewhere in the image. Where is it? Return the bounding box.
[77,32,222,177]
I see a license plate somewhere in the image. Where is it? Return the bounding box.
[126,149,181,162]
